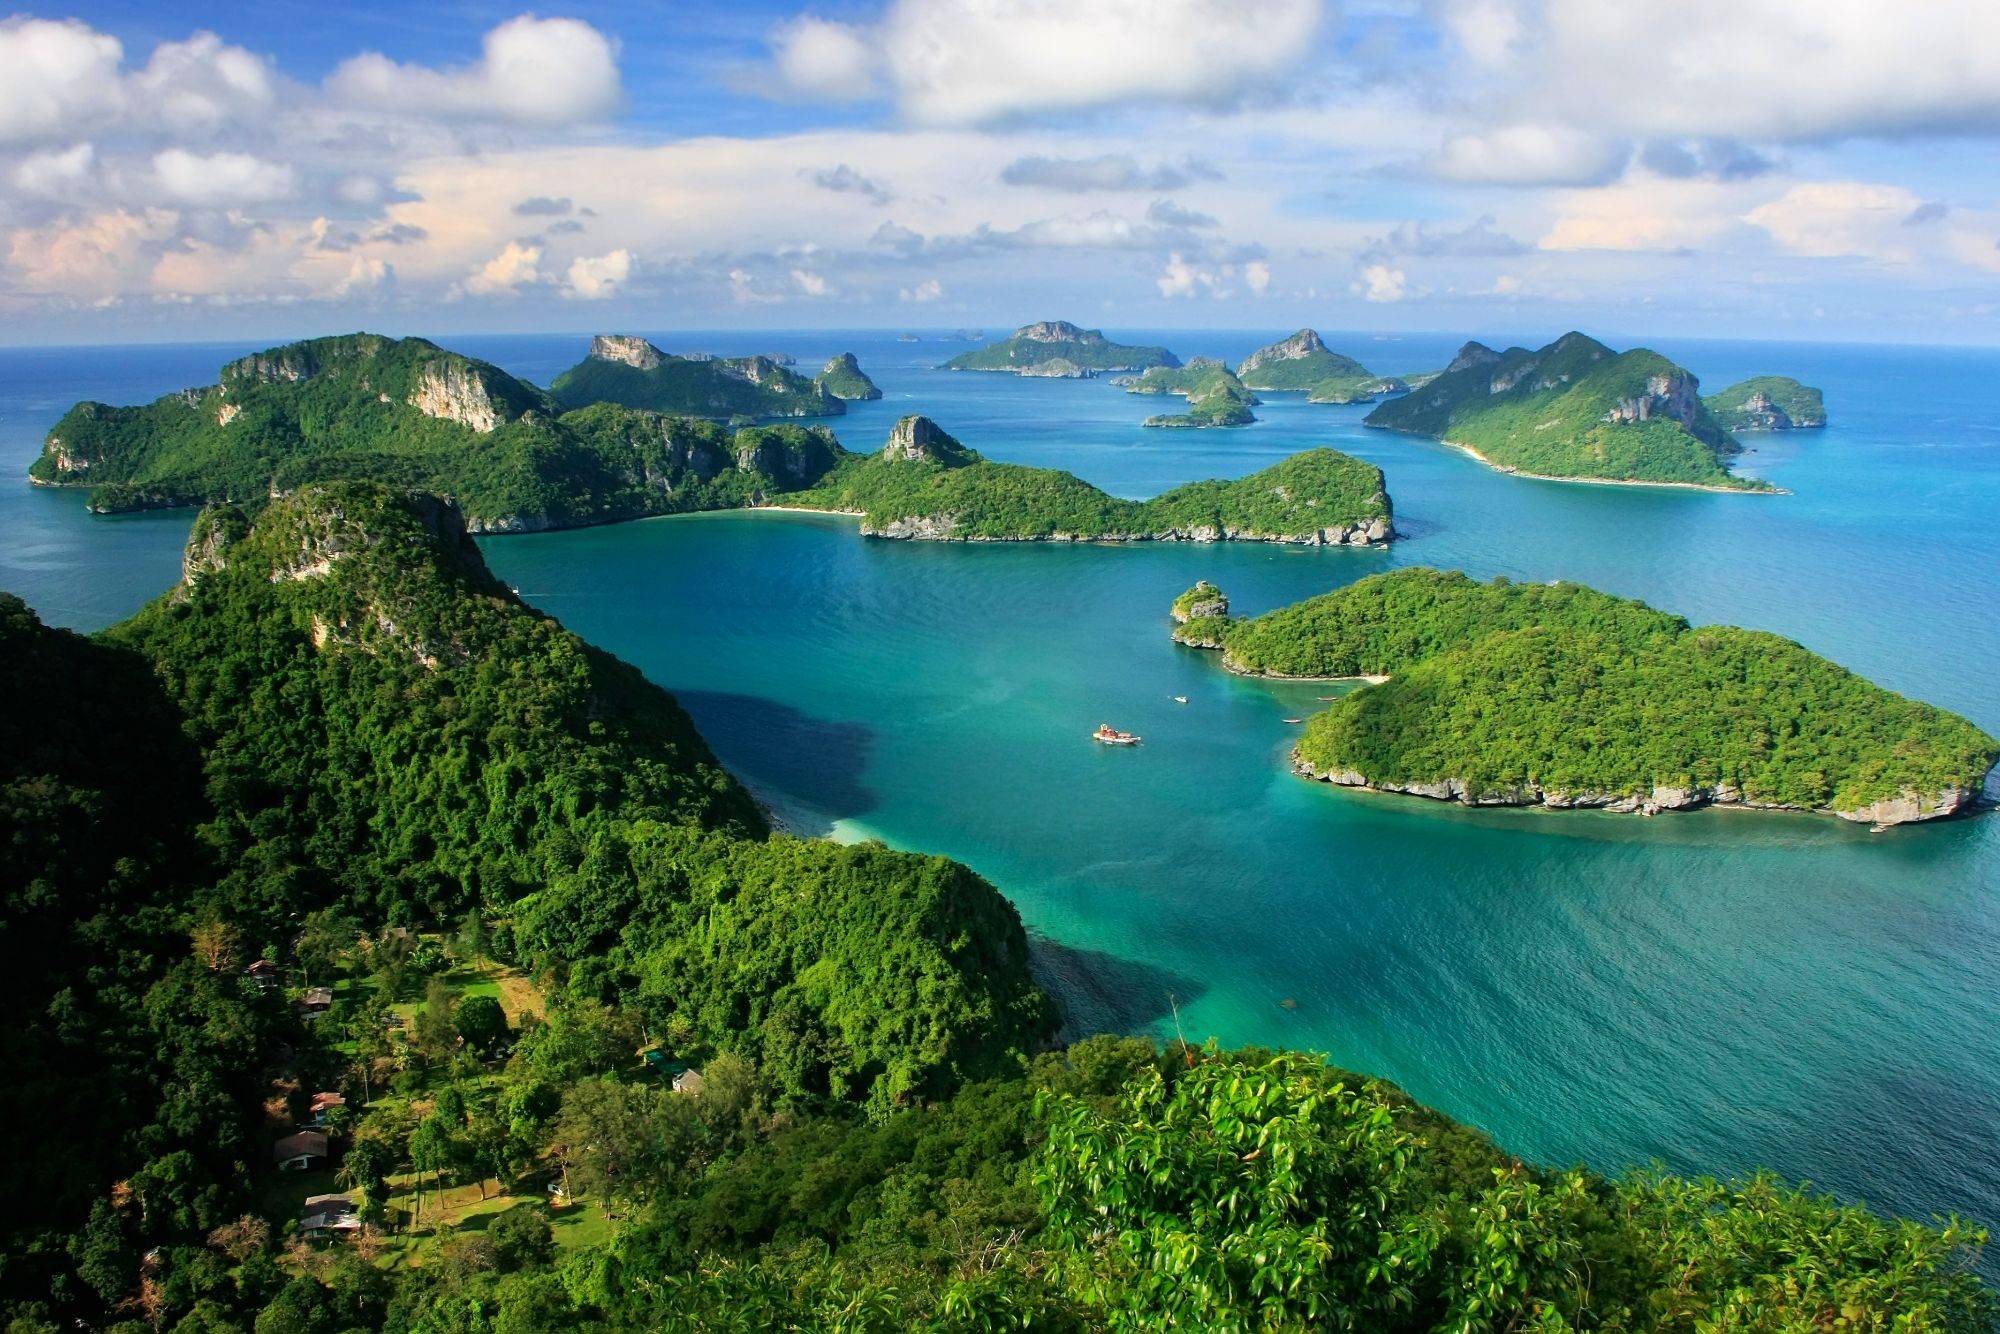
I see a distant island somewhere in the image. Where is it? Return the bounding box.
[27,334,1390,544]
[1236,329,1409,404]
[814,351,884,401]
[1703,376,1827,431]
[1171,567,1996,825]
[1363,332,1771,490]
[788,416,1394,543]
[1119,359,1260,428]
[548,334,865,418]
[940,320,1179,376]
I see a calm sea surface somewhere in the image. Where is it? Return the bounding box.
[5,328,1998,1241]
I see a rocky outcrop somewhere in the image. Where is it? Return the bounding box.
[1603,371,1702,428]
[589,334,664,370]
[1019,358,1093,379]
[1171,581,1229,624]
[1018,320,1095,343]
[1291,757,1982,827]
[407,361,504,434]
[181,506,248,588]
[881,415,970,464]
[1445,341,1502,374]
[1238,329,1327,375]
[815,352,883,400]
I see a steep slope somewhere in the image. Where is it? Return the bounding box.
[814,351,884,400]
[790,416,1393,543]
[1363,332,1766,489]
[941,320,1179,374]
[1236,328,1408,402]
[1172,568,1996,824]
[1122,359,1260,427]
[1704,376,1827,430]
[550,335,845,418]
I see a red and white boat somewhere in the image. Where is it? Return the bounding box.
[1092,723,1142,746]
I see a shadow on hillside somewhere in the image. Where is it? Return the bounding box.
[674,689,877,836]
[1030,935,1206,1043]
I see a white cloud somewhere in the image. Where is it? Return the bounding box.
[13,143,97,197]
[333,255,393,297]
[1245,260,1272,295]
[1356,263,1406,302]
[1744,182,1924,262]
[767,0,1325,126]
[1421,124,1626,187]
[729,268,784,304]
[1541,178,1748,252]
[791,267,834,297]
[1000,154,1217,192]
[565,248,632,299]
[152,149,298,206]
[327,16,621,126]
[900,277,944,302]
[768,18,878,100]
[5,208,175,297]
[0,18,124,142]
[463,241,543,295]
[129,31,277,134]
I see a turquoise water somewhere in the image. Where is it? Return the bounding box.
[5,330,1999,1242]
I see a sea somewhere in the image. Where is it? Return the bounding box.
[4,327,1998,1243]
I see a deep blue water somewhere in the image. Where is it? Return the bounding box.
[4,328,1999,1244]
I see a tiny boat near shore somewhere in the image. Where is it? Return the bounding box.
[1092,723,1142,746]
[1283,717,1304,724]
[1172,695,1188,704]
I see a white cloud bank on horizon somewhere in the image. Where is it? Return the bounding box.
[327,16,622,126]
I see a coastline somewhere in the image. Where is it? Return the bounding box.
[1366,425,1783,494]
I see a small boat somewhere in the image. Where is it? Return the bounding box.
[1172,696,1188,704]
[1283,717,1304,724]
[1315,695,1339,701]
[1092,723,1142,746]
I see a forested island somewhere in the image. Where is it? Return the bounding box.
[2,490,1990,1331]
[546,334,859,418]
[1703,375,1828,431]
[29,334,1378,542]
[939,320,1179,375]
[1236,328,1409,403]
[791,416,1394,542]
[1173,568,1997,825]
[1119,359,1260,427]
[1363,332,1772,490]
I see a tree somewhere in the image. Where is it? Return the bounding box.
[414,975,456,1062]
[456,911,490,968]
[189,917,242,974]
[205,1214,271,1264]
[454,994,508,1056]
[552,1078,703,1214]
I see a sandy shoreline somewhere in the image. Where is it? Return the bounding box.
[1404,433,1785,495]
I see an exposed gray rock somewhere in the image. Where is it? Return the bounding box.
[589,334,664,370]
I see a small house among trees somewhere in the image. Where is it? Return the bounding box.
[299,1192,359,1241]
[272,1130,327,1171]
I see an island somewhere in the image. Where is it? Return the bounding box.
[1703,376,1827,431]
[27,334,1392,544]
[1362,332,1770,490]
[789,415,1393,542]
[5,488,1981,1331]
[940,320,1180,375]
[814,351,884,400]
[1236,329,1409,403]
[549,334,852,418]
[1120,359,1260,427]
[1171,567,1997,826]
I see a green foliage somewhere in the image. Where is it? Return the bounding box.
[1236,329,1378,393]
[1187,568,1998,813]
[1703,375,1828,430]
[794,426,1391,541]
[1364,332,1769,488]
[1127,361,1260,428]
[454,994,509,1054]
[814,352,884,401]
[549,347,844,418]
[941,321,1178,373]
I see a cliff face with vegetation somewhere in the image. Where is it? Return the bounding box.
[1121,359,1260,427]
[940,320,1179,375]
[1364,332,1768,489]
[549,335,847,418]
[792,416,1394,543]
[1703,375,1827,430]
[1174,568,1996,825]
[1236,328,1409,403]
[814,351,883,400]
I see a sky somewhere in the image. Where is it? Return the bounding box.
[5,0,2000,345]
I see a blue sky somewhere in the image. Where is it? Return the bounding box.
[4,1,1999,344]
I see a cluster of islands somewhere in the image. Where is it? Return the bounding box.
[6,322,1997,1330]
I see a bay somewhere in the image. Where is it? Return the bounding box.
[5,328,1997,1242]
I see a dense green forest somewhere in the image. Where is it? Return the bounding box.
[940,320,1179,373]
[1175,568,1998,821]
[1,497,1992,1330]
[547,338,848,419]
[1363,333,1769,488]
[1235,328,1408,402]
[813,352,883,401]
[1122,360,1260,427]
[1703,376,1828,430]
[793,417,1394,541]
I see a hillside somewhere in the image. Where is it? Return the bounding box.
[815,351,883,400]
[27,334,857,530]
[1122,359,1260,427]
[791,416,1393,542]
[549,335,846,418]
[1237,328,1409,402]
[1362,332,1768,489]
[940,320,1179,374]
[1704,375,1827,430]
[1173,567,1997,824]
